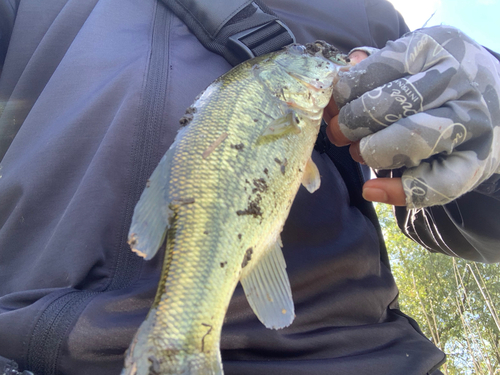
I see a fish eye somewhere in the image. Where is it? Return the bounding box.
[287,44,306,55]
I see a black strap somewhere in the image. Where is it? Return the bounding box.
[160,0,295,65]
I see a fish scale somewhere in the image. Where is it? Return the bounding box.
[123,41,347,375]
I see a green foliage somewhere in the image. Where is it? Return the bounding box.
[376,203,500,374]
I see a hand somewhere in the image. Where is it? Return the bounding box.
[326,26,500,208]
[325,50,407,206]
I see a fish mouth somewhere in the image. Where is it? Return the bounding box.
[304,40,349,64]
[274,58,337,91]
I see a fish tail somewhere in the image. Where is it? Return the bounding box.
[122,308,224,374]
[123,352,223,375]
[122,342,223,375]
[180,352,223,375]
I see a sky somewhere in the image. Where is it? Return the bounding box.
[387,0,500,53]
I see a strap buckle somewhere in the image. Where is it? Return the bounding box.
[227,19,296,63]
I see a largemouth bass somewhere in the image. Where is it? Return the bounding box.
[122,41,347,375]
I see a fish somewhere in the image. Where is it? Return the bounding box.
[122,41,347,375]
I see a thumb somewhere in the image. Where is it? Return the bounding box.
[362,178,406,206]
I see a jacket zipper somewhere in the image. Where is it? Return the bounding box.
[26,3,172,374]
[107,0,172,291]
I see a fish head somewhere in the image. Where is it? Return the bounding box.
[255,41,347,115]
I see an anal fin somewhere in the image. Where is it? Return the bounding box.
[240,239,295,329]
[258,110,301,141]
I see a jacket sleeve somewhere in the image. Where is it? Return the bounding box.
[392,47,500,263]
[394,185,500,263]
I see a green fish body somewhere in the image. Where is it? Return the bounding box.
[122,41,346,375]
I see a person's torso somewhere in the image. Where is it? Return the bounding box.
[0,1,443,374]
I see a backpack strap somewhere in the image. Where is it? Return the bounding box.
[160,0,295,65]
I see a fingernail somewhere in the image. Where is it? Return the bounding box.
[349,143,365,164]
[362,187,388,203]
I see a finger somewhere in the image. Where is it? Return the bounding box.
[348,50,368,65]
[401,151,486,208]
[323,51,366,139]
[358,104,489,171]
[357,105,495,208]
[335,57,466,143]
[323,49,367,125]
[348,141,364,164]
[333,29,456,108]
[362,178,406,206]
[323,97,339,124]
[326,114,351,146]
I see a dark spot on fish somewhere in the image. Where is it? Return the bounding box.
[252,178,268,193]
[241,248,253,268]
[172,197,195,205]
[280,158,288,175]
[231,143,245,151]
[193,92,203,102]
[167,212,177,226]
[220,261,227,268]
[236,199,263,218]
[179,113,193,127]
[245,179,250,184]
[264,168,269,175]
[128,233,137,247]
[204,230,209,235]
[253,119,258,122]
[306,42,321,54]
[238,234,242,240]
[201,323,213,352]
[148,356,162,375]
[307,40,343,61]
[186,106,197,115]
[275,158,282,165]
[146,179,151,188]
[299,168,303,172]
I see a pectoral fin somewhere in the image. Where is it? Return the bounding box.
[240,238,295,329]
[128,144,176,260]
[301,157,321,193]
[258,111,302,141]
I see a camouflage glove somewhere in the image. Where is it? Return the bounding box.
[333,25,500,208]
